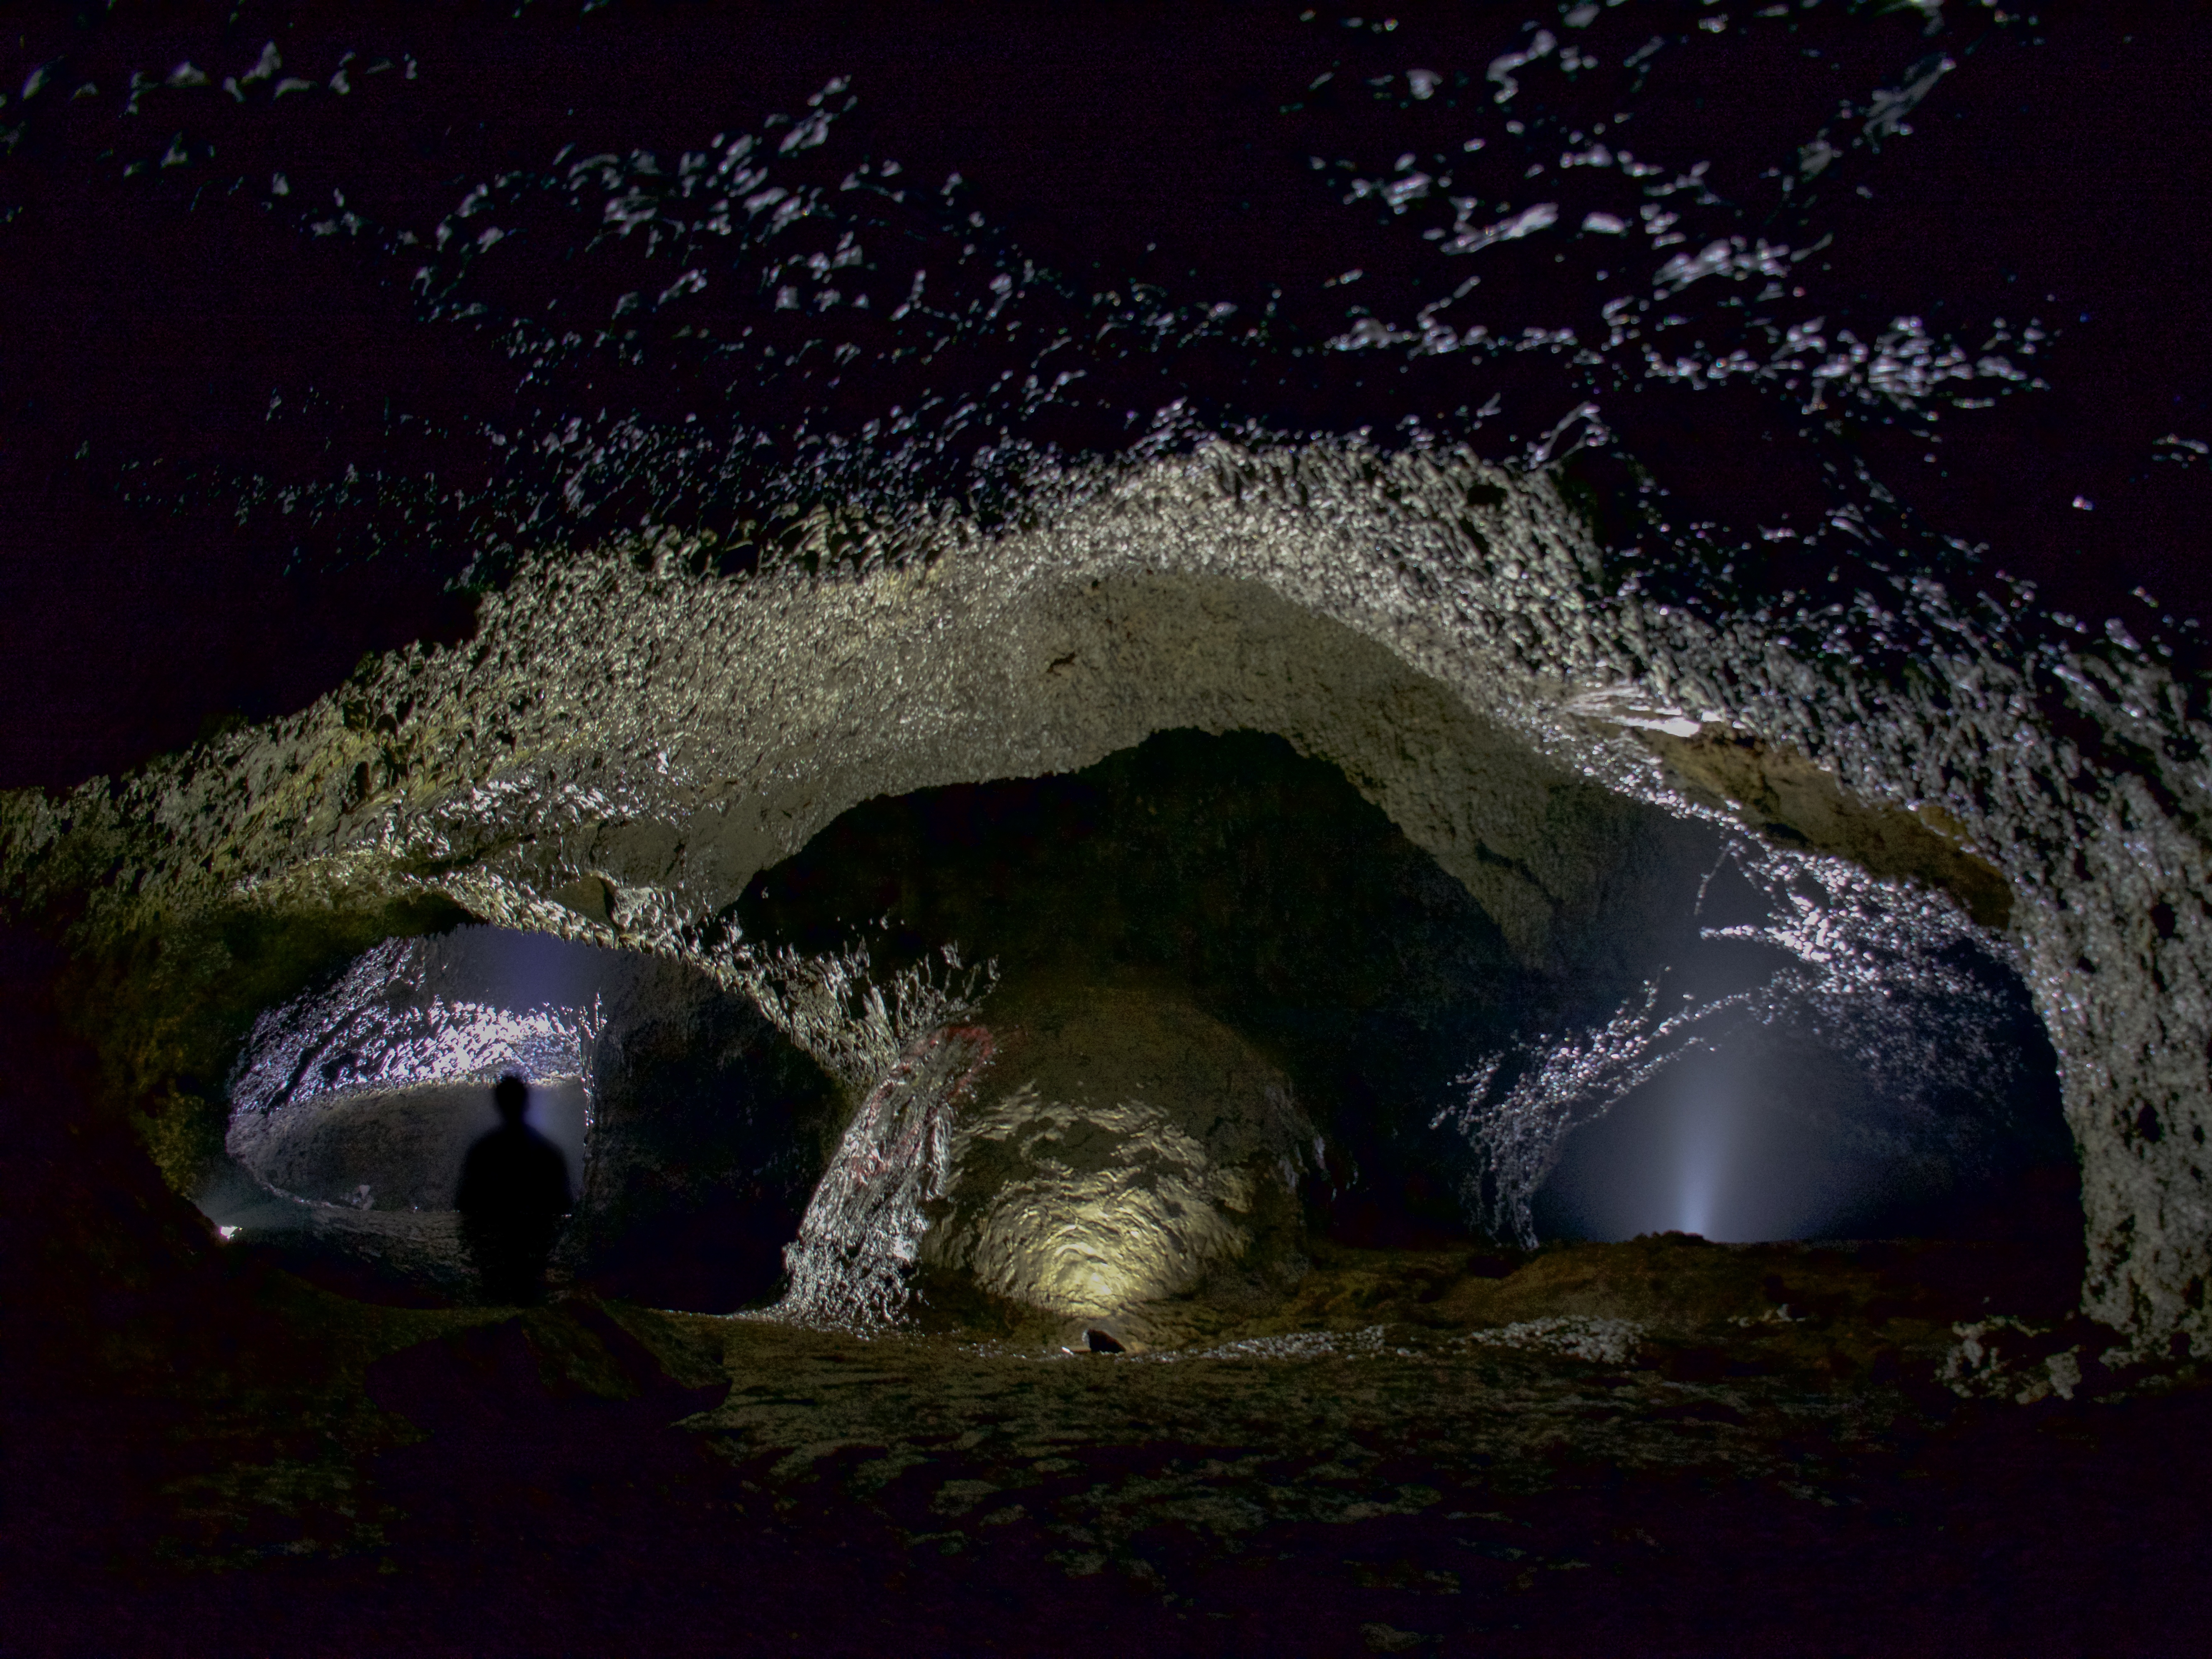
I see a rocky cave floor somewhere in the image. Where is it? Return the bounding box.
[14,1225,2212,1654]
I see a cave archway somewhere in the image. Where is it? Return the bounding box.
[8,445,2202,1345]
[203,726,2072,1327]
[209,925,843,1311]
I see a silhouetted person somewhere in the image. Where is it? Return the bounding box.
[457,1074,572,1305]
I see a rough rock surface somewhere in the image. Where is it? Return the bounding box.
[213,924,840,1306]
[233,1078,588,1214]
[1645,730,2013,930]
[918,984,1314,1323]
[3,440,2206,1345]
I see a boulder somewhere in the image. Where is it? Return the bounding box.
[919,983,1316,1325]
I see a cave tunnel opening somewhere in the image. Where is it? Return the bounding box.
[211,727,2079,1323]
[739,725,1551,1254]
[737,728,2080,1277]
[210,924,845,1313]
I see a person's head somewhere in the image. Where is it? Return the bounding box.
[493,1073,530,1124]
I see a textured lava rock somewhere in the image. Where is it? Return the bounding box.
[918,983,1314,1323]
[3,441,2205,1344]
[1645,729,2014,930]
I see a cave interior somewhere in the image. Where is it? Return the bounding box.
[7,721,2178,1649]
[204,727,2083,1325]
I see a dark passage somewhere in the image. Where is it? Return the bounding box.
[741,727,1548,1246]
[737,727,2076,1252]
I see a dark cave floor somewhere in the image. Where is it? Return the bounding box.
[10,1231,2212,1657]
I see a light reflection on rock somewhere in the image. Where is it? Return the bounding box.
[921,986,1315,1324]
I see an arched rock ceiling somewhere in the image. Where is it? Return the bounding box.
[5,440,2208,1347]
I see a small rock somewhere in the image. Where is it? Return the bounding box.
[1361,1624,1435,1654]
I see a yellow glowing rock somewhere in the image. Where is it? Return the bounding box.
[921,985,1315,1319]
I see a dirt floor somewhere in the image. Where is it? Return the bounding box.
[10,1222,2212,1656]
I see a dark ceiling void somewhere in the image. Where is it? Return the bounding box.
[4,7,2208,792]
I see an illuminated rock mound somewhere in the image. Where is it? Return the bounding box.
[919,985,1315,1326]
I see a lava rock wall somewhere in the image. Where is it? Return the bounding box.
[4,440,2204,1348]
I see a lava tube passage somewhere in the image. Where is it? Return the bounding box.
[726,727,2074,1340]
[212,922,841,1309]
[192,721,2073,1337]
